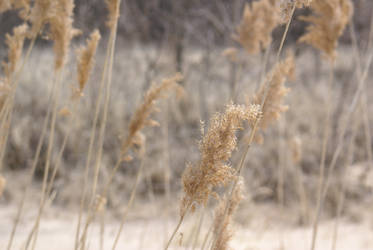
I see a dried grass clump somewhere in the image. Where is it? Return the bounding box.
[212,178,244,250]
[105,0,121,29]
[181,103,261,215]
[75,30,101,97]
[298,0,353,60]
[48,0,77,71]
[28,0,52,36]
[253,53,295,131]
[234,0,280,54]
[121,74,184,161]
[0,0,30,17]
[0,175,5,197]
[2,24,28,79]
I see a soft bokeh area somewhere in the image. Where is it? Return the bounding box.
[0,1,373,249]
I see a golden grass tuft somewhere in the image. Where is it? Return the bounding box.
[0,174,5,197]
[121,73,184,160]
[212,178,244,250]
[298,0,353,61]
[28,0,52,36]
[105,0,121,29]
[48,0,79,71]
[2,24,28,79]
[180,103,261,216]
[75,30,101,97]
[253,52,295,131]
[234,0,280,54]
[0,0,30,17]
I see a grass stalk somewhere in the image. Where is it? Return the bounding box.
[111,152,146,250]
[310,47,373,250]
[75,8,120,247]
[0,36,37,172]
[331,110,358,250]
[74,33,111,250]
[24,69,64,250]
[310,62,334,250]
[211,4,296,249]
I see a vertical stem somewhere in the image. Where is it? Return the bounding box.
[164,213,187,250]
[25,70,64,250]
[74,30,112,250]
[111,152,146,250]
[331,111,358,250]
[211,4,296,249]
[310,62,334,250]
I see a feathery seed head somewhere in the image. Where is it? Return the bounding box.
[254,52,295,131]
[180,103,260,216]
[75,29,101,98]
[298,0,353,61]
[234,0,281,54]
[0,0,30,18]
[48,0,79,71]
[2,24,28,79]
[28,0,53,36]
[105,0,120,29]
[121,74,183,160]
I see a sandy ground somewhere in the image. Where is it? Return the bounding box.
[1,202,372,250]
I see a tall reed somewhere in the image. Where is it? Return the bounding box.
[298,1,353,249]
[75,1,121,248]
[165,103,261,250]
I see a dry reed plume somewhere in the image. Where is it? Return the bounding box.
[105,0,120,29]
[120,73,184,161]
[212,178,244,250]
[299,0,353,60]
[0,23,28,111]
[2,24,28,79]
[0,175,5,197]
[48,0,79,71]
[180,103,261,216]
[253,52,295,131]
[75,30,101,97]
[28,0,52,36]
[0,23,28,160]
[0,0,30,18]
[234,0,280,54]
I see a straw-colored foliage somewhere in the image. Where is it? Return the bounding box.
[234,0,280,54]
[105,0,120,29]
[75,30,101,97]
[299,0,353,60]
[254,53,295,131]
[0,0,30,17]
[121,74,184,161]
[181,103,261,215]
[2,24,28,79]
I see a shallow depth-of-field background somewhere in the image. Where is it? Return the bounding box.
[1,0,373,249]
